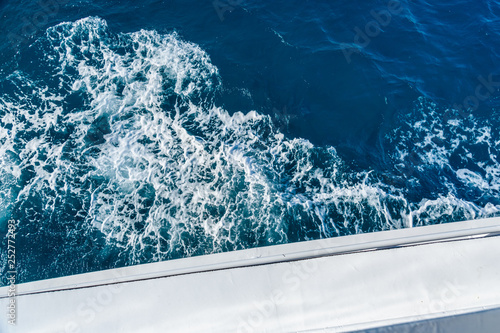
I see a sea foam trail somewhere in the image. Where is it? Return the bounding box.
[0,17,498,280]
[384,98,500,225]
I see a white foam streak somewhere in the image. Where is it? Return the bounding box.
[387,98,500,224]
[1,18,498,264]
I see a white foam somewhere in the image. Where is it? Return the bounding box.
[1,18,498,265]
[387,97,500,225]
[456,169,490,190]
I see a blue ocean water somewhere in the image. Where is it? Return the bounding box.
[0,0,499,284]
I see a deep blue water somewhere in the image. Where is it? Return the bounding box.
[1,0,499,284]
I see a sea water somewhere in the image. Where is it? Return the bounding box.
[0,0,499,284]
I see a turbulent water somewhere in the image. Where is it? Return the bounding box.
[1,1,499,284]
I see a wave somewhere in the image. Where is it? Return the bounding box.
[383,98,500,225]
[0,17,498,275]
